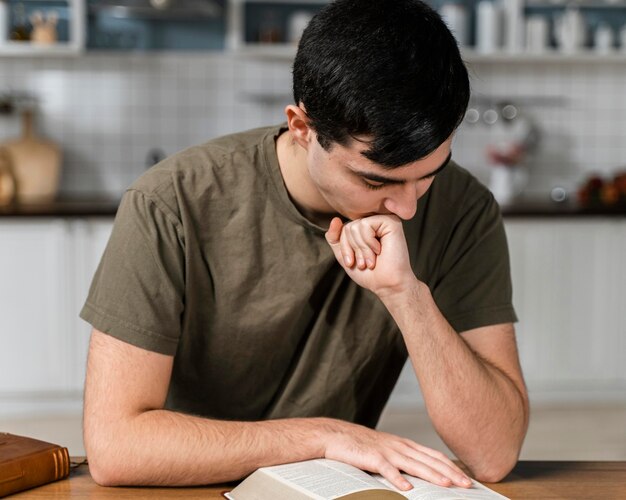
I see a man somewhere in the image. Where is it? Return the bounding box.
[81,0,529,492]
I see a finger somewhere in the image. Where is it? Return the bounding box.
[338,224,356,268]
[325,217,351,267]
[387,450,455,489]
[348,223,379,269]
[373,456,412,491]
[405,441,464,473]
[398,441,471,487]
[354,220,382,255]
[343,226,368,270]
[325,217,343,245]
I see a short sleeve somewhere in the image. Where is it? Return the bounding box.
[80,189,185,355]
[431,193,517,333]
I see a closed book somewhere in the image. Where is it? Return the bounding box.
[0,433,70,498]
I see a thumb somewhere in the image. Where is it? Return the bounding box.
[325,217,346,264]
[325,217,343,246]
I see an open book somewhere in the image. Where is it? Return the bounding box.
[225,459,509,500]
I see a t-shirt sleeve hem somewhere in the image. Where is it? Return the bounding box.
[79,302,178,356]
[447,305,518,334]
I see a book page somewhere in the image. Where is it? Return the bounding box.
[261,459,392,499]
[375,474,510,500]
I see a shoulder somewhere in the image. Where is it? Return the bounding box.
[125,125,280,220]
[433,160,494,210]
[426,160,500,227]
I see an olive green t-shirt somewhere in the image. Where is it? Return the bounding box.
[80,124,516,428]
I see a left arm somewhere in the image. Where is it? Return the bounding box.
[326,216,529,482]
[382,285,528,482]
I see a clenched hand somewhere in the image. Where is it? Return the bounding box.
[325,215,417,298]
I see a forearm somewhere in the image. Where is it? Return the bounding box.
[380,280,529,482]
[86,410,331,486]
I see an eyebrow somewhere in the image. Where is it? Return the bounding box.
[353,151,453,185]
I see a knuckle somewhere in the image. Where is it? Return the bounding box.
[371,453,387,470]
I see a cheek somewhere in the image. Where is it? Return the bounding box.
[417,179,436,197]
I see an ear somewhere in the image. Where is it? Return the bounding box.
[284,104,313,151]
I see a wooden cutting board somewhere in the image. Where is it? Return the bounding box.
[1,109,61,203]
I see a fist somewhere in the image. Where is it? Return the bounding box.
[325,215,416,298]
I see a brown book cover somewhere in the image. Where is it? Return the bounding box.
[0,433,70,498]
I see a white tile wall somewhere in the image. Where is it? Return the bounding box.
[0,53,290,197]
[458,60,626,199]
[1,54,625,199]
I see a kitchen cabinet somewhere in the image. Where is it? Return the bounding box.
[86,0,225,51]
[461,0,626,62]
[505,218,626,400]
[227,0,326,55]
[0,0,86,56]
[0,217,113,417]
[2,216,625,415]
[226,0,626,62]
[389,218,626,408]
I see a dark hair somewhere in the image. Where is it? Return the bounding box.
[292,0,470,168]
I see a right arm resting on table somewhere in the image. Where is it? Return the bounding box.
[83,329,471,490]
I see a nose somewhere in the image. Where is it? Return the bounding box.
[383,182,419,220]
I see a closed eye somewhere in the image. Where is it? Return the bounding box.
[362,179,387,190]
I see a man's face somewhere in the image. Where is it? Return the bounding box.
[305,134,453,221]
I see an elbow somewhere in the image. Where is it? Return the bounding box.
[473,464,514,484]
[471,450,520,483]
[87,450,125,487]
[84,425,128,486]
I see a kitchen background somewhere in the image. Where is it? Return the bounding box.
[1,0,625,461]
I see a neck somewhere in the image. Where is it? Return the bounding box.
[276,130,336,227]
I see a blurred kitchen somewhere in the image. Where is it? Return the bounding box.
[1,0,625,461]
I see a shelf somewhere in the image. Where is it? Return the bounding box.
[232,42,297,59]
[464,48,626,62]
[0,41,83,56]
[1,0,86,56]
[525,0,626,8]
[230,0,327,4]
[227,44,626,63]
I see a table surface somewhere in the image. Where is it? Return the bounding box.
[10,460,626,499]
[2,196,626,218]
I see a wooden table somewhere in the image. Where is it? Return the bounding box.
[10,460,626,499]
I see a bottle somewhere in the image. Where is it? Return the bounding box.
[593,23,614,54]
[476,0,501,54]
[439,2,469,47]
[287,11,313,44]
[525,15,549,53]
[555,8,586,54]
[258,10,282,44]
[502,0,523,52]
[10,3,30,41]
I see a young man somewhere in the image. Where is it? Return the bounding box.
[81,0,529,492]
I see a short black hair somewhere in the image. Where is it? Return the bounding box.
[292,0,470,168]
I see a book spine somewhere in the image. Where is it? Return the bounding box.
[0,446,70,498]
